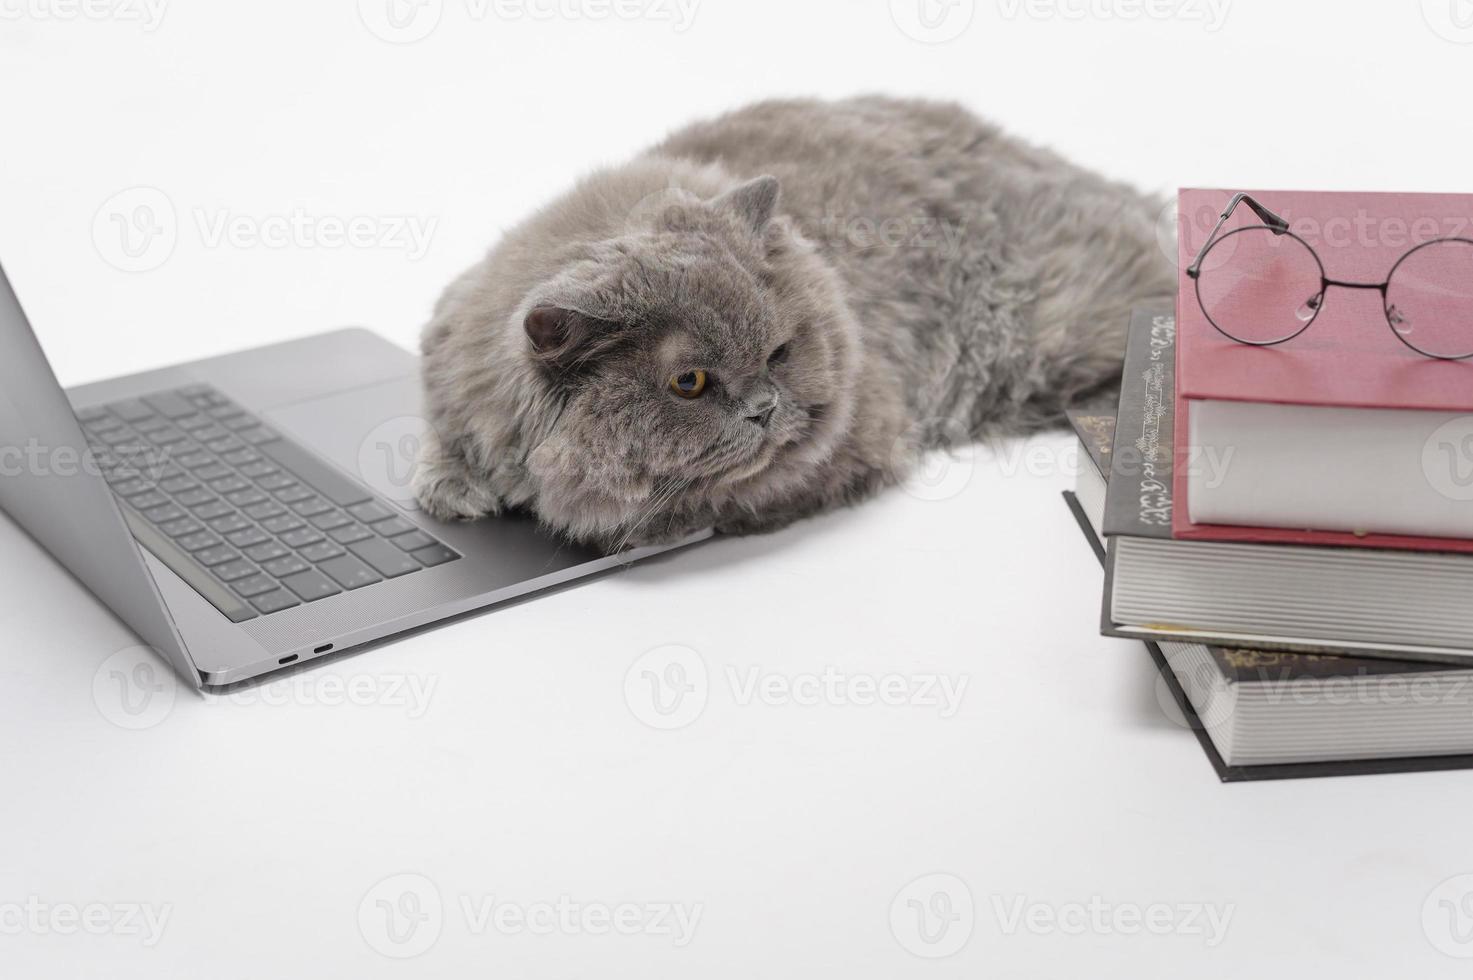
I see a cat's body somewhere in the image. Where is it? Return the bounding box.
[416,97,1172,549]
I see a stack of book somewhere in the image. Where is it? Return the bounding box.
[1063,188,1473,781]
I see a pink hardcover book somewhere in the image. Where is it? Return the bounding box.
[1172,187,1473,553]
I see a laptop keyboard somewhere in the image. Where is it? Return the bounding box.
[76,384,460,622]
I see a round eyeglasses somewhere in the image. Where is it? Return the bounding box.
[1185,193,1473,361]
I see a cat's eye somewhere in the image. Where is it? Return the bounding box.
[669,370,708,398]
[768,343,790,366]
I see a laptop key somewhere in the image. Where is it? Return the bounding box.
[411,544,459,567]
[196,545,240,567]
[223,448,261,466]
[240,427,282,446]
[238,461,276,479]
[328,523,373,545]
[318,554,382,590]
[348,538,420,578]
[280,527,323,548]
[226,488,267,507]
[261,514,303,534]
[210,476,249,494]
[175,488,214,507]
[111,478,153,498]
[178,531,220,551]
[279,569,341,603]
[290,497,332,518]
[143,503,187,525]
[142,391,197,419]
[208,514,251,534]
[244,541,289,562]
[107,398,154,423]
[263,555,309,578]
[226,527,269,548]
[244,501,285,520]
[274,486,313,504]
[250,590,300,614]
[347,501,394,524]
[390,530,434,552]
[158,475,197,494]
[213,559,257,582]
[299,541,344,562]
[309,510,351,531]
[162,517,203,538]
[193,501,233,521]
[230,574,277,599]
[374,517,415,538]
[131,490,168,510]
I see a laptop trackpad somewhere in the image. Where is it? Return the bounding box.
[263,375,427,513]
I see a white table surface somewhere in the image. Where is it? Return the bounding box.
[4,2,1473,976]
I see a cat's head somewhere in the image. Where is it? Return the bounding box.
[517,175,860,549]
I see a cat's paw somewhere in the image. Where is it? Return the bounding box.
[413,457,504,521]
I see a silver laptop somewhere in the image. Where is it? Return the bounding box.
[0,263,707,688]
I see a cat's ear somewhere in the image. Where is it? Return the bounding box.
[712,175,781,233]
[524,305,617,367]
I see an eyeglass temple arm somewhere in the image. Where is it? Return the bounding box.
[1184,193,1291,279]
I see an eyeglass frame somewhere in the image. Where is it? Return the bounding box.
[1184,192,1473,361]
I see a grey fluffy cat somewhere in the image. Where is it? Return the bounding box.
[415,97,1172,550]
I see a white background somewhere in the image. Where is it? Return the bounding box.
[4,1,1473,976]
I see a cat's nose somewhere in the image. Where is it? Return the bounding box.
[746,399,777,427]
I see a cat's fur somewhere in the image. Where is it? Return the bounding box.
[415,96,1172,550]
